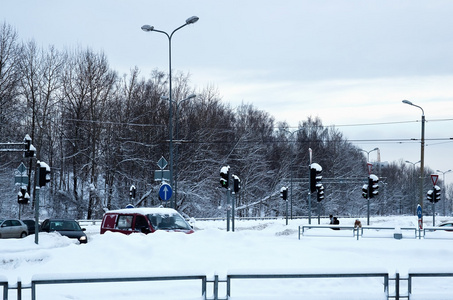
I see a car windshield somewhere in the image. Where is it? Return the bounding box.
[50,221,82,231]
[147,213,191,230]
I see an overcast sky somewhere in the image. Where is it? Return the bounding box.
[2,0,453,185]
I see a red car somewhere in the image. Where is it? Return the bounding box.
[100,207,194,235]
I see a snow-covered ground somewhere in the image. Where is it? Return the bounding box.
[2,215,453,299]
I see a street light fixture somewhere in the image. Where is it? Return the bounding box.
[402,100,425,211]
[360,147,379,163]
[142,16,199,209]
[436,169,452,216]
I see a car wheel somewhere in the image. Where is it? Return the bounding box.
[20,232,27,238]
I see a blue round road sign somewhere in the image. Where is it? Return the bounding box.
[159,183,173,201]
[417,204,422,219]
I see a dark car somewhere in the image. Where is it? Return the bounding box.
[21,219,40,235]
[40,219,87,243]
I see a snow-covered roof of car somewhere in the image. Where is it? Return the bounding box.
[105,207,180,215]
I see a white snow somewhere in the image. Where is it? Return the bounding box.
[2,216,453,299]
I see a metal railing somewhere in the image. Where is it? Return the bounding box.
[226,271,389,299]
[4,271,453,300]
[298,225,433,240]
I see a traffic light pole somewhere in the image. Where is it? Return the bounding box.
[34,166,40,245]
[226,188,231,232]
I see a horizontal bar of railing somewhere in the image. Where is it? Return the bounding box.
[30,274,207,300]
[226,271,389,298]
[408,272,453,295]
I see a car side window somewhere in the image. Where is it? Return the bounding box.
[11,220,20,226]
[134,215,149,231]
[3,220,12,227]
[117,215,133,230]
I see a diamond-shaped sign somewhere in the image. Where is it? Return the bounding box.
[157,156,168,170]
[17,162,27,174]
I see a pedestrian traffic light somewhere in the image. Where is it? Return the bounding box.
[369,174,379,198]
[17,186,29,204]
[220,166,230,189]
[38,161,51,187]
[309,163,322,193]
[232,174,241,194]
[427,185,441,203]
[24,134,36,158]
[280,186,288,200]
[317,184,324,202]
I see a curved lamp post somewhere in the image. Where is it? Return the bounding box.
[436,169,451,215]
[142,16,199,209]
[402,100,425,211]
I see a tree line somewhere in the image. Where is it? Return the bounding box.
[1,22,451,220]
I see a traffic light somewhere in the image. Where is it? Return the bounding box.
[220,165,230,189]
[362,174,379,199]
[428,185,441,203]
[130,185,136,199]
[309,163,322,193]
[362,183,369,199]
[369,174,379,198]
[280,186,288,200]
[232,174,241,194]
[317,184,325,202]
[24,134,36,158]
[38,161,51,187]
[427,189,433,202]
[433,185,441,203]
[17,186,30,204]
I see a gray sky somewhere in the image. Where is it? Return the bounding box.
[2,0,453,184]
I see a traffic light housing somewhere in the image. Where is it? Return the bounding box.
[38,161,51,187]
[309,163,322,193]
[220,166,230,189]
[362,183,369,199]
[369,174,379,198]
[232,174,241,194]
[17,186,30,204]
[280,186,288,200]
[24,134,36,158]
[427,185,441,203]
[362,174,379,199]
[130,185,136,199]
[317,184,325,202]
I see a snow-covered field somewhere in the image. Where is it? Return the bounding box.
[2,215,453,299]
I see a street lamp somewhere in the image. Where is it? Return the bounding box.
[402,100,425,211]
[405,160,421,215]
[142,16,199,209]
[359,147,379,163]
[161,93,196,206]
[436,169,451,216]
